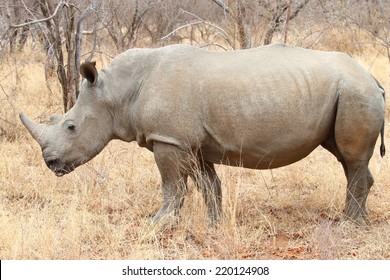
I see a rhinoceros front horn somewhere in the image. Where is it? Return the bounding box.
[19,112,46,147]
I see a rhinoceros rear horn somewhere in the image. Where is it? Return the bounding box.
[19,112,46,146]
[80,61,98,85]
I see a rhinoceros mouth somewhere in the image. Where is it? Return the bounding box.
[45,158,75,177]
[53,166,74,177]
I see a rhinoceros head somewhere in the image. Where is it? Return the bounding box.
[20,62,115,176]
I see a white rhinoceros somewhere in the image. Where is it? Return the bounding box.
[20,44,386,225]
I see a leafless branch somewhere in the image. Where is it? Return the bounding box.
[283,0,293,43]
[200,33,229,51]
[9,0,67,29]
[211,0,231,14]
[84,22,99,62]
[75,1,102,69]
[170,9,235,49]
[82,50,115,60]
[160,20,203,40]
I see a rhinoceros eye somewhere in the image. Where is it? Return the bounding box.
[67,124,76,131]
[64,120,76,133]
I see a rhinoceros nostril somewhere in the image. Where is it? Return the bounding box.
[46,158,58,169]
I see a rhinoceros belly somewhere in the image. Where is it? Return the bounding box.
[199,80,338,169]
[201,112,335,169]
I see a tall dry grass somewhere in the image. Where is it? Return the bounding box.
[1,44,390,260]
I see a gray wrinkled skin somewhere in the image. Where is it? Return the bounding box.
[20,44,386,226]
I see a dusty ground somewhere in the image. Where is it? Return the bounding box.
[0,47,390,260]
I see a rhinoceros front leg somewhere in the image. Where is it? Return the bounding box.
[191,161,222,225]
[151,142,189,224]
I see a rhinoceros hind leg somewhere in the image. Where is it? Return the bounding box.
[322,111,379,225]
[362,169,374,217]
[333,94,383,225]
[321,137,368,224]
[342,161,370,225]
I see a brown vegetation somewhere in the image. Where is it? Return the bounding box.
[0,0,390,259]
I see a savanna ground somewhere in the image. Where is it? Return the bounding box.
[1,1,390,259]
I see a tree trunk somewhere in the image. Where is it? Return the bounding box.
[236,0,249,49]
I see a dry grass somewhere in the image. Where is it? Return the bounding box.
[1,45,390,260]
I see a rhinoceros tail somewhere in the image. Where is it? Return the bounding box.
[375,77,386,157]
[380,122,385,157]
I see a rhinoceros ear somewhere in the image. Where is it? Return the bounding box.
[80,61,98,85]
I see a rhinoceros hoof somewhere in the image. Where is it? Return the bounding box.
[149,213,179,228]
[343,214,369,227]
